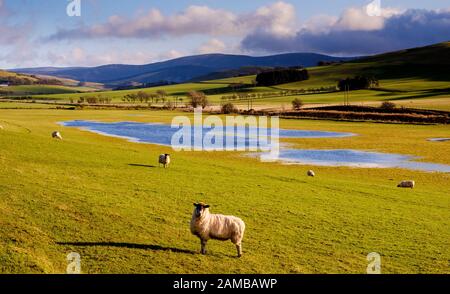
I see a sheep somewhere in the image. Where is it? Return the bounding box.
[159,154,171,168]
[397,180,415,189]
[0,125,3,130]
[190,202,246,257]
[52,131,63,140]
[307,170,315,177]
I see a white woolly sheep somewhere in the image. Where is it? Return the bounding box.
[307,170,315,177]
[52,131,63,140]
[190,203,246,257]
[397,180,415,189]
[159,154,171,168]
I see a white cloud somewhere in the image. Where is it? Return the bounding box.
[334,6,403,31]
[252,1,296,36]
[198,39,226,54]
[48,2,297,41]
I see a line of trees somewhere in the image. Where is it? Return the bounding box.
[338,76,379,91]
[121,90,168,104]
[119,90,209,108]
[220,86,337,102]
[256,68,309,86]
[74,95,112,104]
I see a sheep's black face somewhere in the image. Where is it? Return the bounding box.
[193,203,210,218]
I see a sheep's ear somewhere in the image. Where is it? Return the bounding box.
[204,205,210,208]
[193,203,198,207]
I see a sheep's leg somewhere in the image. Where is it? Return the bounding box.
[201,239,207,255]
[236,243,242,258]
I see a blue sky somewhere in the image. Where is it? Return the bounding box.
[1,0,449,68]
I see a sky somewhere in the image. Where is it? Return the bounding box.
[0,0,449,68]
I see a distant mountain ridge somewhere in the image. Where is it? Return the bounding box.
[11,53,356,86]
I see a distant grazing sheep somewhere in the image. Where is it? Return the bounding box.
[397,180,415,189]
[159,154,171,168]
[190,202,246,257]
[307,170,315,177]
[52,131,63,140]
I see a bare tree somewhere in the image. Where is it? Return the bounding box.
[187,91,209,109]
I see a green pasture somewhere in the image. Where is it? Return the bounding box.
[0,109,448,273]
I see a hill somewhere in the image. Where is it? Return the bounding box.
[0,70,40,85]
[12,53,355,86]
[0,70,100,96]
[214,41,450,92]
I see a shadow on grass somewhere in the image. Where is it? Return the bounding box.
[57,242,196,254]
[128,164,157,168]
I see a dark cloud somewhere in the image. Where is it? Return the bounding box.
[241,9,450,55]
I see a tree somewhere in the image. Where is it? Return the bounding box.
[188,91,209,109]
[149,93,158,103]
[292,98,304,110]
[136,91,149,103]
[124,93,138,103]
[156,90,167,99]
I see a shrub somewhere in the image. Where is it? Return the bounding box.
[221,103,238,114]
[380,101,396,110]
[292,98,304,110]
[164,101,175,110]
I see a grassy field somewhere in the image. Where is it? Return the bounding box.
[0,102,73,109]
[27,77,450,112]
[0,108,449,273]
[3,85,97,95]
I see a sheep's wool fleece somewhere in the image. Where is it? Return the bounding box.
[191,212,244,242]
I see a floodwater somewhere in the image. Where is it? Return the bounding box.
[257,149,450,172]
[61,120,450,172]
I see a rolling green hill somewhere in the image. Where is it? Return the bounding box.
[0,70,100,96]
[11,42,450,111]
